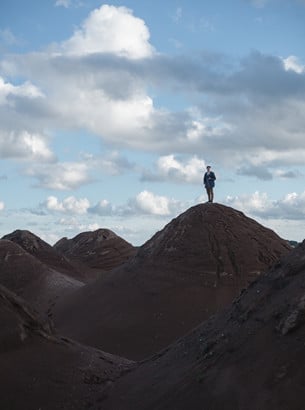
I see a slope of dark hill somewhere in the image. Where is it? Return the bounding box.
[100,240,305,410]
[0,239,46,293]
[0,239,83,313]
[2,229,85,281]
[54,228,137,277]
[0,284,134,410]
[54,204,291,360]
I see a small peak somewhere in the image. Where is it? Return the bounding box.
[53,228,136,272]
[2,229,49,252]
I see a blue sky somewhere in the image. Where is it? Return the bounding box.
[0,0,305,245]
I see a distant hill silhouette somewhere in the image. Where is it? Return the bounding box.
[100,239,305,410]
[0,283,133,410]
[54,228,137,280]
[54,203,291,360]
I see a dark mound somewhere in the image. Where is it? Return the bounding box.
[0,284,133,410]
[100,240,305,410]
[54,204,291,360]
[54,228,137,279]
[0,239,48,293]
[2,229,84,281]
[0,239,83,313]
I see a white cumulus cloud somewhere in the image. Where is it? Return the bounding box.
[1,7,305,171]
[89,190,188,217]
[89,199,114,216]
[226,191,273,215]
[0,76,44,105]
[134,190,177,216]
[60,5,155,59]
[226,190,305,220]
[25,162,91,190]
[44,195,90,214]
[0,130,55,161]
[282,55,305,74]
[142,155,206,184]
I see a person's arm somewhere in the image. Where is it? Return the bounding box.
[209,172,216,181]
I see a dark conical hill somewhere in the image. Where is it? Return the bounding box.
[54,203,291,360]
[0,239,46,294]
[137,203,290,284]
[0,238,83,314]
[54,228,137,278]
[2,229,84,281]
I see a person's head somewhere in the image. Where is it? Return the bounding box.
[206,165,211,171]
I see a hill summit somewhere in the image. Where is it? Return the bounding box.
[137,203,290,286]
[2,229,80,279]
[54,228,137,274]
[55,203,291,360]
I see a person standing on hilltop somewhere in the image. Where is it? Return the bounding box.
[203,165,216,203]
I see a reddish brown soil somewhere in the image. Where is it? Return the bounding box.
[0,239,83,314]
[1,205,305,410]
[54,228,137,280]
[99,240,305,410]
[2,229,79,279]
[0,284,134,410]
[1,228,136,314]
[3,229,88,282]
[54,204,291,360]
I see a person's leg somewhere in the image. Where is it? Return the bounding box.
[206,187,212,202]
[210,188,214,202]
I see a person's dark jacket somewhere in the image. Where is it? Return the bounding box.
[203,171,216,188]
